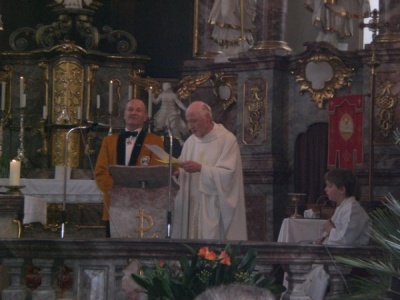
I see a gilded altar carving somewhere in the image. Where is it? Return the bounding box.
[242,78,267,145]
[52,129,81,167]
[53,61,84,125]
[293,52,354,108]
[376,79,398,137]
[211,73,237,110]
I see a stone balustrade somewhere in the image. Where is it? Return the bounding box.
[0,238,383,300]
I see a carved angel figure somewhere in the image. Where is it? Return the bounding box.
[153,82,188,142]
[129,72,211,144]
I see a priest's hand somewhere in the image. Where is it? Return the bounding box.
[181,160,202,173]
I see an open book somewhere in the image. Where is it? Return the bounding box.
[145,144,183,167]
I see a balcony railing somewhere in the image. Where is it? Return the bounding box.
[0,238,383,300]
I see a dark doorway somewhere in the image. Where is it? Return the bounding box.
[294,122,328,205]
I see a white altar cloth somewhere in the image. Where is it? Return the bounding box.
[0,178,103,203]
[277,218,326,244]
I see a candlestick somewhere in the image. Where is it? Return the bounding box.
[96,94,100,109]
[109,80,113,114]
[9,159,21,186]
[19,77,24,108]
[1,81,5,111]
[148,87,153,118]
[128,84,132,100]
[21,94,26,108]
[43,105,47,119]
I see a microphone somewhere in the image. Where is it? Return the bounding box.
[82,120,109,131]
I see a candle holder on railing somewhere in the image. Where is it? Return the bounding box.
[37,118,48,156]
[16,108,29,167]
[288,193,306,219]
[107,113,113,136]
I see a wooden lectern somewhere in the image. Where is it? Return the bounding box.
[108,165,178,238]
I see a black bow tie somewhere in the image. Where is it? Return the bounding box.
[123,131,139,138]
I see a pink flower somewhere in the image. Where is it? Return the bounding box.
[218,250,231,266]
[198,247,217,261]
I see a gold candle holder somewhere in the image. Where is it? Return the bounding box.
[3,185,25,195]
[288,193,306,219]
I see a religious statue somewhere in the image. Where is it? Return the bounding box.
[208,0,257,56]
[152,82,188,144]
[305,0,370,47]
[129,72,212,144]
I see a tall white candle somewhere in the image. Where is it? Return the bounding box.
[9,159,21,186]
[19,77,24,108]
[128,84,132,100]
[1,81,5,111]
[148,87,153,118]
[96,95,100,109]
[43,105,47,119]
[77,106,81,120]
[21,94,26,108]
[108,81,113,114]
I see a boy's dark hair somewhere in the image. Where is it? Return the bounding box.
[324,169,360,200]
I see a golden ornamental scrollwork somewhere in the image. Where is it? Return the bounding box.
[246,85,264,138]
[53,61,84,125]
[242,78,267,145]
[293,53,354,108]
[51,129,81,167]
[376,79,398,137]
[211,73,237,110]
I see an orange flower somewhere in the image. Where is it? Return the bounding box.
[218,250,231,265]
[198,247,217,261]
[158,260,165,267]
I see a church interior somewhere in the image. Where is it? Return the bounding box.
[0,0,399,299]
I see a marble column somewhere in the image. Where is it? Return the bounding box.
[375,0,400,44]
[252,0,292,52]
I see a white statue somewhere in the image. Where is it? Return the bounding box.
[305,0,370,47]
[152,82,188,144]
[208,0,257,56]
[129,72,212,144]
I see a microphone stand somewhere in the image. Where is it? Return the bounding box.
[165,126,173,238]
[61,124,88,238]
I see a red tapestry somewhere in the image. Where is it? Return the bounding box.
[327,95,364,170]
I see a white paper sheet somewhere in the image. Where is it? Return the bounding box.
[145,144,182,167]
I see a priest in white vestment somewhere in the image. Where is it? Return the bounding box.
[172,101,247,240]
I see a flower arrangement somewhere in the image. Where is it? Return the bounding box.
[131,243,284,300]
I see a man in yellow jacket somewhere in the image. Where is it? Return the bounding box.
[95,99,164,237]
